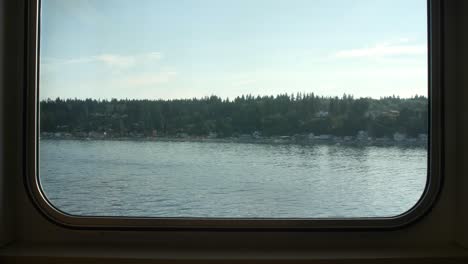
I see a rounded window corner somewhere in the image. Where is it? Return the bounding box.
[24,0,443,231]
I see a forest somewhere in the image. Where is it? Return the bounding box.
[40,93,428,139]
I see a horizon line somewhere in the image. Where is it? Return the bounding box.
[38,93,428,102]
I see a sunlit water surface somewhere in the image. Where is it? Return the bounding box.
[39,140,427,218]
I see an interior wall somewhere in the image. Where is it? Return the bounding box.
[452,0,468,249]
[0,0,467,254]
[0,0,22,247]
[0,0,7,247]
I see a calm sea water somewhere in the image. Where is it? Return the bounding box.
[39,140,427,218]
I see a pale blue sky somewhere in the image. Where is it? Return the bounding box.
[39,0,428,100]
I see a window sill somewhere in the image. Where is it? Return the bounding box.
[1,243,468,263]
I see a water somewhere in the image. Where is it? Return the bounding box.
[39,140,427,218]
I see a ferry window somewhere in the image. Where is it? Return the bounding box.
[32,0,437,226]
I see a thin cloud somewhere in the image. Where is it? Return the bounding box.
[333,42,426,59]
[94,54,136,68]
[42,52,163,68]
[120,71,177,86]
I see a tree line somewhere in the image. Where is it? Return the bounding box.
[40,93,428,138]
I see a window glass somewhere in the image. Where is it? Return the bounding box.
[39,0,428,218]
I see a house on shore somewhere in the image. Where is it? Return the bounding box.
[356,130,369,141]
[393,132,407,142]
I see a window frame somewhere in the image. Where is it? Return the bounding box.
[24,0,443,230]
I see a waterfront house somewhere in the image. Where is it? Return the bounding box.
[315,111,329,118]
[208,132,218,139]
[315,135,332,140]
[393,132,407,142]
[356,130,369,141]
[418,134,428,141]
[252,131,262,139]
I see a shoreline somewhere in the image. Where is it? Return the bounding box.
[39,135,428,148]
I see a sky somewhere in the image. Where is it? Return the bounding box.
[39,0,428,100]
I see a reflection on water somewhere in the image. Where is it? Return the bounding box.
[39,140,427,218]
